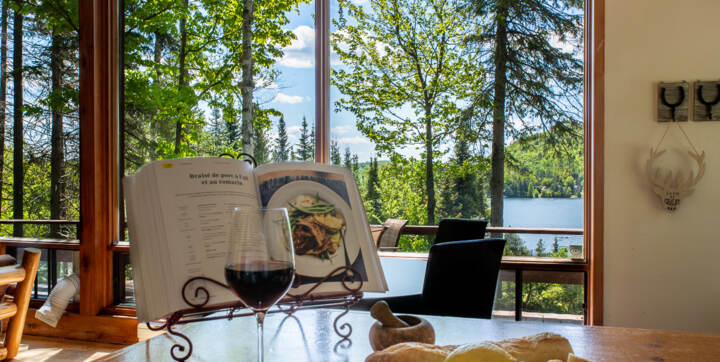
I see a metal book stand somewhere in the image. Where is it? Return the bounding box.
[146,266,364,361]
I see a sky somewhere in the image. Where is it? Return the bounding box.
[257,0,386,162]
[256,0,583,163]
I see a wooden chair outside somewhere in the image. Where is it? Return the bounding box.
[0,248,41,360]
[376,219,408,251]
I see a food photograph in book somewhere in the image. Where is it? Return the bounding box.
[258,170,370,285]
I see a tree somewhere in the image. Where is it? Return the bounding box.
[467,0,584,226]
[535,239,546,257]
[365,157,381,223]
[552,237,559,253]
[0,0,7,214]
[296,115,313,161]
[343,146,351,170]
[330,140,341,165]
[49,31,66,237]
[273,116,290,162]
[442,121,488,219]
[351,154,359,175]
[12,3,22,236]
[239,0,255,155]
[332,0,484,224]
[504,233,530,256]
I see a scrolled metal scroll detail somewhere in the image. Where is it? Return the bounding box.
[181,276,231,308]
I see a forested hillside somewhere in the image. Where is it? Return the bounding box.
[504,129,584,199]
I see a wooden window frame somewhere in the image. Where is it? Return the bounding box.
[313,0,605,324]
[74,0,603,337]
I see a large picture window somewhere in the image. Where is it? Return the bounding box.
[116,0,601,324]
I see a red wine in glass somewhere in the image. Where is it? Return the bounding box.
[225,262,294,310]
[226,207,295,362]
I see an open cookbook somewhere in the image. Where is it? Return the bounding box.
[124,157,388,322]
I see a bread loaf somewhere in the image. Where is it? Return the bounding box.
[444,342,518,362]
[492,332,573,362]
[364,332,582,362]
[364,342,456,362]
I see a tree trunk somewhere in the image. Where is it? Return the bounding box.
[425,105,435,225]
[50,32,65,238]
[239,0,255,155]
[174,0,189,155]
[153,31,162,83]
[0,0,8,215]
[12,7,22,236]
[490,2,508,228]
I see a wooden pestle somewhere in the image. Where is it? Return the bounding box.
[370,301,410,328]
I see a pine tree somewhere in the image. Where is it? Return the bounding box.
[253,124,270,165]
[450,124,487,219]
[330,140,341,165]
[296,115,313,161]
[504,234,530,256]
[12,4,23,236]
[273,116,290,162]
[467,0,584,227]
[0,0,8,214]
[365,158,382,223]
[343,146,351,169]
[351,154,359,175]
[535,239,546,257]
[552,237,560,253]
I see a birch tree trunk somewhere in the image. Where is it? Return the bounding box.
[240,0,254,154]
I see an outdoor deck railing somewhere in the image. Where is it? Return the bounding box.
[0,220,587,323]
[0,220,80,300]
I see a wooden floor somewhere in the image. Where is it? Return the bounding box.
[6,324,162,361]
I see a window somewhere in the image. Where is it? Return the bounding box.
[114,0,603,325]
[0,0,81,297]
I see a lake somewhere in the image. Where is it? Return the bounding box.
[503,198,583,252]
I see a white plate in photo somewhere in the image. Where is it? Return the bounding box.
[267,180,359,277]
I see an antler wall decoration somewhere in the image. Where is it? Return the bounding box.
[646,148,706,213]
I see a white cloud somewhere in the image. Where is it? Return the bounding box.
[272,92,305,104]
[280,25,315,68]
[338,136,371,145]
[331,125,353,135]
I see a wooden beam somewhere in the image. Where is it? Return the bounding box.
[23,310,138,345]
[79,0,118,315]
[586,0,605,326]
[314,0,330,163]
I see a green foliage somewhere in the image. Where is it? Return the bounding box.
[273,116,291,162]
[330,140,341,165]
[504,126,584,198]
[332,0,485,224]
[296,116,314,161]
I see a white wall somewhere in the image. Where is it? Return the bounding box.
[604,0,720,333]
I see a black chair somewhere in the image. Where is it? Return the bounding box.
[380,238,506,319]
[433,218,488,245]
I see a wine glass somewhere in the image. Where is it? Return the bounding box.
[225,207,295,362]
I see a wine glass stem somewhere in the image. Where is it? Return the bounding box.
[256,312,266,362]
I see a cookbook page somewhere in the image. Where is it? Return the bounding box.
[254,162,388,294]
[148,157,259,319]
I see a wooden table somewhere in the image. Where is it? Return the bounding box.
[100,309,720,361]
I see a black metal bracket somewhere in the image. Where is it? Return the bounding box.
[697,84,720,119]
[661,86,685,121]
